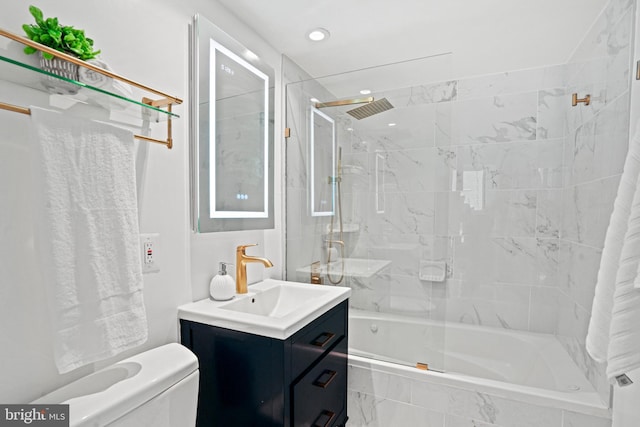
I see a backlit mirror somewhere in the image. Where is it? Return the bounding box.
[190,14,275,232]
[310,107,335,217]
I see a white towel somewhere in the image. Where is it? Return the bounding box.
[30,107,147,374]
[586,127,640,381]
[77,59,134,104]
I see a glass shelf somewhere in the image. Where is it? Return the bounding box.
[0,49,179,123]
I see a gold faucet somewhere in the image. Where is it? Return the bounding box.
[236,244,274,294]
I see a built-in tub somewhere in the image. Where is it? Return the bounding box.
[347,309,611,425]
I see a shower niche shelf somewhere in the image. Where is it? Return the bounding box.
[0,28,182,148]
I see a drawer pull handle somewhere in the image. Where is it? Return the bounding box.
[312,410,335,427]
[311,332,335,347]
[313,369,337,388]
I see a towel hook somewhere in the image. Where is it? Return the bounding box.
[572,93,591,107]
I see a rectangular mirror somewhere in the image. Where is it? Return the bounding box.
[310,107,335,217]
[190,14,275,232]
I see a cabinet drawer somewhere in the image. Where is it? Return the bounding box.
[291,302,346,379]
[292,340,347,427]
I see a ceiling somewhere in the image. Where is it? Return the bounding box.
[217,0,610,80]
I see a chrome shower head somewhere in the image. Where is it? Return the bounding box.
[346,98,394,120]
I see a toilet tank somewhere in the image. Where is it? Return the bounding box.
[32,343,199,427]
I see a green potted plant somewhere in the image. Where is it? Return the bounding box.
[21,5,101,94]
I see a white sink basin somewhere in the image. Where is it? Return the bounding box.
[220,283,332,318]
[178,279,351,339]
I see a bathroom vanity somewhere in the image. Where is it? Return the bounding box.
[178,280,350,427]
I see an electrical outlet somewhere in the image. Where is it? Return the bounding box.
[140,233,160,274]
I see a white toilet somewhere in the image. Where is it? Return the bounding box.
[32,343,199,427]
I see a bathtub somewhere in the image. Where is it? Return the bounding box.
[347,309,611,424]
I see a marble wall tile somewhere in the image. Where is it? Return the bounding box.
[538,88,568,140]
[593,92,630,179]
[567,0,617,67]
[565,60,607,132]
[568,119,597,185]
[351,103,437,152]
[562,176,621,247]
[605,0,634,24]
[556,335,610,405]
[376,147,456,193]
[444,414,501,427]
[456,65,566,100]
[348,273,390,312]
[450,92,538,145]
[383,80,458,108]
[405,81,458,105]
[449,189,538,238]
[452,235,558,287]
[457,139,564,190]
[558,240,602,312]
[604,9,632,104]
[430,278,531,330]
[369,192,438,235]
[536,189,563,238]
[431,386,563,427]
[347,390,446,427]
[556,286,590,333]
[348,364,411,403]
[562,410,612,427]
[529,286,562,334]
[443,294,530,331]
[568,93,629,186]
[435,101,453,147]
[367,234,449,278]
[348,364,611,427]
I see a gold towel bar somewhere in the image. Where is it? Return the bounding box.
[0,27,180,149]
[0,101,171,148]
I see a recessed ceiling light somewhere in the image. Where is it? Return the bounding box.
[307,28,330,42]
[310,97,320,103]
[388,123,397,127]
[360,89,371,95]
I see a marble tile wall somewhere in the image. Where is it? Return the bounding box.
[347,364,612,427]
[285,0,634,419]
[339,64,570,334]
[559,0,634,403]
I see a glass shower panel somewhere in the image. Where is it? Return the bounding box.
[285,53,453,373]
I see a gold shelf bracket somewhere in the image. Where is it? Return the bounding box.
[142,98,174,149]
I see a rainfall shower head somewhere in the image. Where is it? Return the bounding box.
[346,98,394,120]
[314,96,394,119]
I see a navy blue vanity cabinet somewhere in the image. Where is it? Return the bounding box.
[180,300,348,427]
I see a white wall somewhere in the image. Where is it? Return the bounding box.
[0,0,283,402]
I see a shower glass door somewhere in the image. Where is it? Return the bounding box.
[284,53,453,373]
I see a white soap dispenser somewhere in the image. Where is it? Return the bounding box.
[209,262,236,301]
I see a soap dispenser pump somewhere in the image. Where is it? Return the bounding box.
[209,262,235,301]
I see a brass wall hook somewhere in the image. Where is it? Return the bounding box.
[572,93,591,106]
